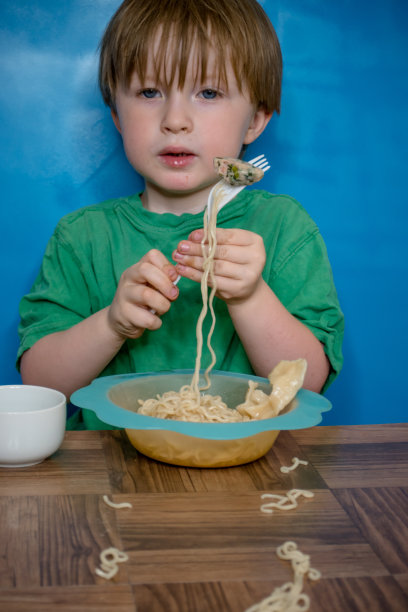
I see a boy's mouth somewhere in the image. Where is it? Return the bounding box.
[158,148,196,168]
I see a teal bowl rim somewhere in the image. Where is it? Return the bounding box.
[71,369,332,440]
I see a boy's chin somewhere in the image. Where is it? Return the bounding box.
[149,178,216,198]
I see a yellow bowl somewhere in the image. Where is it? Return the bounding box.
[125,428,280,468]
[71,370,331,468]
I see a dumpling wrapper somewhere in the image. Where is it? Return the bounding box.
[236,359,308,420]
[214,157,264,186]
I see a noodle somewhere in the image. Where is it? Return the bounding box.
[102,495,132,509]
[138,383,248,422]
[280,457,309,474]
[95,546,129,580]
[244,541,321,612]
[138,180,248,423]
[190,183,222,395]
[137,357,307,423]
[260,489,314,514]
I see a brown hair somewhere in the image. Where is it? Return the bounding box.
[99,0,282,114]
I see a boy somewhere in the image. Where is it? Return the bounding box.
[17,0,344,429]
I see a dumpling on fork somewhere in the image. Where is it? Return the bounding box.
[214,157,264,186]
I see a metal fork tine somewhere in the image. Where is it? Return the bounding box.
[249,154,266,165]
[248,155,270,173]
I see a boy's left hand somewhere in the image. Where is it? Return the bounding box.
[173,228,266,304]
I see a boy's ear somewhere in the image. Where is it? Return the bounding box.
[111,109,122,133]
[243,107,272,145]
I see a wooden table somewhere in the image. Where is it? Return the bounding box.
[0,424,407,611]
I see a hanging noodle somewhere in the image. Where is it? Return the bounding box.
[190,182,222,396]
[138,180,251,423]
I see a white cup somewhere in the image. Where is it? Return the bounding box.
[0,385,66,468]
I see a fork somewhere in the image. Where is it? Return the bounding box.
[206,154,270,220]
[172,154,269,288]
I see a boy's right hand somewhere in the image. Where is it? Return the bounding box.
[107,249,179,340]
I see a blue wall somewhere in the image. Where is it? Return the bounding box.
[1,1,407,425]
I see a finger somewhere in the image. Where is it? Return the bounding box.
[174,262,204,285]
[145,248,175,268]
[124,282,176,315]
[188,229,205,243]
[120,303,163,336]
[189,228,254,247]
[174,261,243,295]
[172,247,205,272]
[108,294,163,339]
[174,243,253,271]
[139,249,178,281]
[125,260,178,301]
[173,237,215,261]
[163,263,180,284]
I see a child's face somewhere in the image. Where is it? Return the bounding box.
[111,37,270,210]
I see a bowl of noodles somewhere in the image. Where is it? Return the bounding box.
[71,365,332,468]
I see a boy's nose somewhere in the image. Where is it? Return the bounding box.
[160,95,193,134]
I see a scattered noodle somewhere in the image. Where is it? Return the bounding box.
[97,499,131,579]
[95,546,129,580]
[102,495,132,509]
[280,457,309,474]
[260,489,314,514]
[245,541,321,612]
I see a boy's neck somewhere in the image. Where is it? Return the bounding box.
[140,182,216,216]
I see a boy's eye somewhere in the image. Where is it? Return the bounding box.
[139,88,160,99]
[199,89,218,100]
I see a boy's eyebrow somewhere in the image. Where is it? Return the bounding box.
[128,70,228,89]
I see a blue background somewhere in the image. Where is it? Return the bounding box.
[1,1,407,426]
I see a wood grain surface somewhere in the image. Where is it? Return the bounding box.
[0,425,407,611]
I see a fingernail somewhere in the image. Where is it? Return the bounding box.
[179,242,190,253]
[170,286,178,298]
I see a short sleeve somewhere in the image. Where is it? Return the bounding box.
[17,230,92,368]
[271,229,344,391]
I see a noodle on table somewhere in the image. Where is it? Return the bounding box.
[280,457,309,474]
[260,489,314,514]
[95,547,129,580]
[244,541,321,612]
[102,495,132,509]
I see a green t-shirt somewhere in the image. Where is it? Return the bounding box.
[17,190,344,429]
